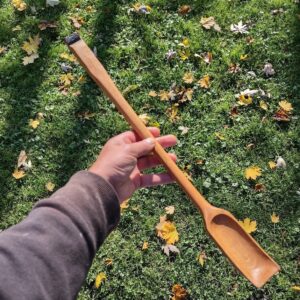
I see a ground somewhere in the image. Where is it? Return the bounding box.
[0,0,299,299]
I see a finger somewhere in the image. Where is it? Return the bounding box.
[126,138,155,158]
[120,127,160,144]
[139,173,175,188]
[155,135,177,148]
[137,153,177,170]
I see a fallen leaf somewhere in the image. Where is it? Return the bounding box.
[259,100,268,111]
[276,156,286,168]
[12,25,22,31]
[291,285,300,292]
[263,63,275,76]
[246,143,255,150]
[12,169,26,179]
[78,111,95,120]
[238,218,257,234]
[0,46,7,55]
[60,52,77,62]
[69,16,84,29]
[268,161,276,169]
[254,183,265,191]
[240,54,248,61]
[238,94,253,106]
[22,35,41,55]
[38,20,57,30]
[148,90,157,97]
[166,49,176,61]
[198,75,211,89]
[159,90,170,101]
[215,132,225,140]
[202,52,212,64]
[156,217,179,245]
[228,63,241,73]
[17,150,31,171]
[29,119,40,129]
[104,258,113,266]
[165,205,175,215]
[200,16,221,32]
[12,0,27,11]
[245,166,261,180]
[178,5,191,15]
[167,105,179,122]
[184,88,193,101]
[45,181,55,192]
[23,53,39,65]
[131,3,152,14]
[138,113,151,125]
[178,126,189,135]
[271,212,279,223]
[122,84,139,96]
[178,49,191,61]
[230,106,239,117]
[94,272,106,288]
[178,38,190,48]
[162,244,180,256]
[120,199,130,211]
[230,21,248,34]
[60,73,74,87]
[198,251,207,266]
[279,100,293,113]
[142,241,149,250]
[182,72,194,84]
[172,284,188,300]
[273,109,290,122]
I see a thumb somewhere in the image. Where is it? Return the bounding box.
[127,138,155,158]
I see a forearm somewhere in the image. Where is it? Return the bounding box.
[0,171,120,300]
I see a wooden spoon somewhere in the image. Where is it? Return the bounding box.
[65,33,280,287]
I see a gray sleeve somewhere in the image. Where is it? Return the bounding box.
[0,171,120,300]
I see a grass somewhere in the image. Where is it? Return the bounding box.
[0,0,299,299]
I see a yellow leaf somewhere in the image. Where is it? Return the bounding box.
[268,161,276,169]
[104,258,113,266]
[78,75,86,84]
[60,52,77,62]
[21,35,41,55]
[156,218,179,245]
[159,90,169,101]
[240,54,248,61]
[171,284,188,300]
[279,100,293,113]
[165,205,175,215]
[167,105,179,123]
[12,169,26,179]
[245,166,261,180]
[259,100,268,111]
[198,251,207,267]
[29,119,40,129]
[142,241,149,250]
[198,75,211,89]
[60,73,74,87]
[291,285,300,292]
[138,113,151,125]
[271,212,279,223]
[178,38,190,48]
[23,53,39,65]
[69,16,84,29]
[0,46,7,55]
[45,181,55,192]
[182,72,194,84]
[183,88,193,101]
[120,199,130,211]
[179,49,191,61]
[238,94,253,106]
[215,132,225,140]
[94,272,106,289]
[238,218,257,234]
[148,90,157,97]
[12,0,27,11]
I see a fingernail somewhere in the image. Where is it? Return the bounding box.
[145,138,155,145]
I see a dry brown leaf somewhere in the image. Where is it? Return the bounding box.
[198,251,207,266]
[142,241,149,250]
[69,16,84,29]
[171,284,188,300]
[198,75,211,89]
[271,212,279,223]
[178,5,191,15]
[12,169,26,179]
[165,205,175,215]
[182,72,194,84]
[45,181,55,192]
[23,53,39,65]
[148,90,157,97]
[38,20,57,30]
[200,16,221,32]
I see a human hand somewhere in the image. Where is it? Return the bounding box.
[89,127,177,203]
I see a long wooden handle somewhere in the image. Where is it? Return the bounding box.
[65,34,212,216]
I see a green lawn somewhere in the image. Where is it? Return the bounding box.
[0,0,299,299]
